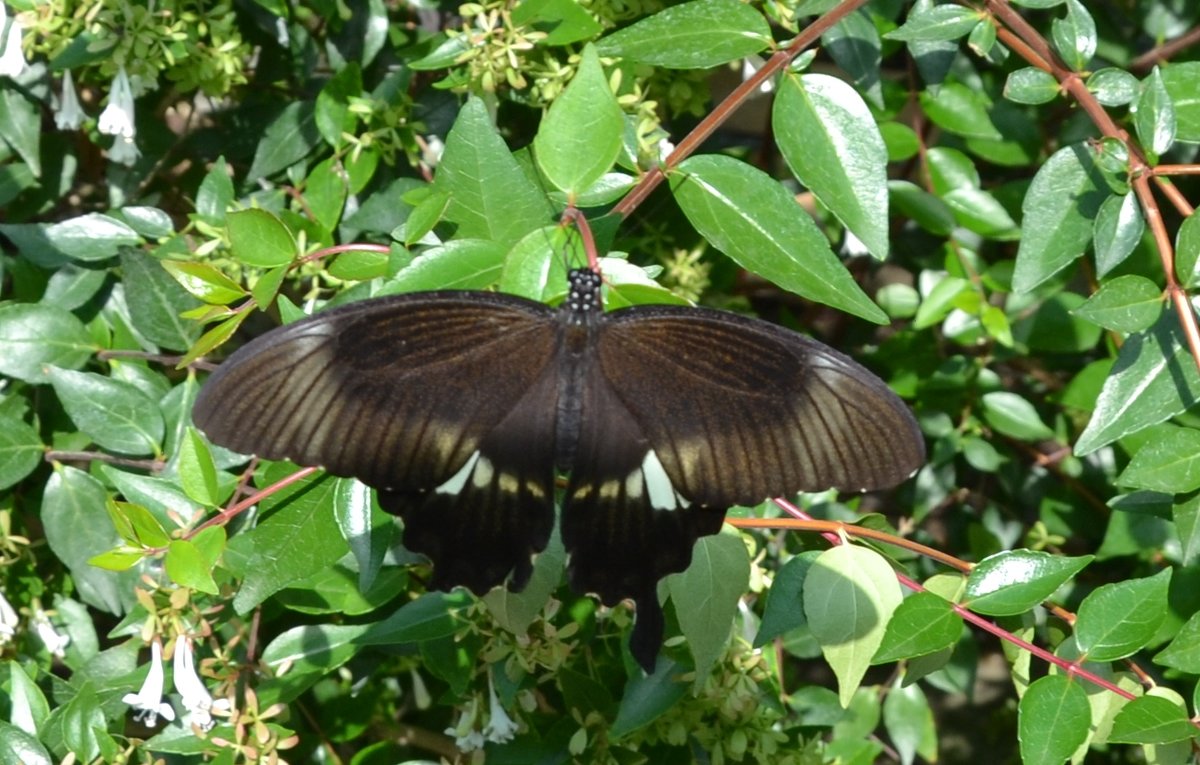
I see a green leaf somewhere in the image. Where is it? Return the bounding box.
[964,550,1091,616]
[306,156,349,232]
[399,189,449,246]
[1118,428,1200,493]
[0,88,42,176]
[0,411,42,490]
[755,551,820,646]
[382,239,507,293]
[919,83,1002,140]
[178,427,219,507]
[1017,674,1091,765]
[774,73,889,260]
[512,0,603,45]
[668,527,750,686]
[229,469,349,613]
[1093,192,1145,277]
[1075,313,1200,455]
[315,62,361,148]
[1108,694,1194,744]
[1170,492,1200,567]
[6,660,50,737]
[1074,569,1171,662]
[227,209,297,268]
[262,623,371,669]
[594,0,770,69]
[44,214,141,262]
[161,261,247,305]
[671,154,886,323]
[822,9,882,108]
[914,274,970,329]
[882,682,937,765]
[1012,143,1109,293]
[48,368,164,456]
[942,187,1020,238]
[533,44,624,196]
[804,544,903,707]
[1004,67,1060,105]
[120,250,202,351]
[885,4,980,41]
[433,98,554,246]
[247,101,320,182]
[1160,62,1200,143]
[165,539,219,593]
[610,658,689,738]
[107,499,171,548]
[42,467,137,615]
[331,477,391,593]
[361,591,475,644]
[195,156,234,225]
[980,391,1055,441]
[484,531,565,636]
[872,591,962,663]
[1088,68,1139,107]
[1073,274,1162,333]
[1135,67,1176,157]
[1154,608,1200,672]
[1050,0,1096,71]
[1174,211,1200,288]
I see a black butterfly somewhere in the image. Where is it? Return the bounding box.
[193,268,924,671]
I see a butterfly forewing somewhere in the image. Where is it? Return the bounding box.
[193,292,559,490]
[595,305,925,507]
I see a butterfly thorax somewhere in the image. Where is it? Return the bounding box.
[553,269,605,471]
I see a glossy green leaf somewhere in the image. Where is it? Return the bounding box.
[43,214,140,262]
[331,477,391,593]
[671,154,886,323]
[1170,492,1200,566]
[669,527,750,685]
[107,499,170,548]
[227,209,297,268]
[511,0,603,45]
[1118,428,1200,493]
[889,180,955,235]
[755,551,820,646]
[0,87,42,177]
[434,98,554,246]
[885,4,980,41]
[964,550,1092,616]
[0,412,42,490]
[120,250,202,351]
[804,544,903,707]
[314,62,361,148]
[42,466,137,615]
[1135,67,1176,157]
[1004,67,1060,105]
[873,591,962,663]
[1088,68,1139,107]
[229,470,348,613]
[914,275,969,329]
[1153,608,1200,672]
[1175,211,1200,288]
[1160,62,1200,143]
[6,660,50,737]
[943,187,1020,238]
[48,368,163,456]
[981,391,1056,441]
[1074,569,1171,661]
[594,0,770,69]
[483,531,565,636]
[177,427,219,507]
[263,623,371,668]
[400,189,449,246]
[162,260,247,305]
[1050,0,1096,70]
[306,156,349,232]
[1093,192,1145,277]
[1012,143,1109,293]
[919,83,1002,141]
[360,591,474,644]
[774,73,889,260]
[165,539,219,594]
[1076,313,1200,455]
[1108,694,1193,744]
[1017,674,1091,765]
[41,263,108,311]
[195,156,234,225]
[382,239,506,293]
[246,100,320,182]
[533,45,624,196]
[822,9,882,108]
[1073,275,1161,333]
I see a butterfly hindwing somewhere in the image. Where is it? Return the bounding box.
[595,304,925,507]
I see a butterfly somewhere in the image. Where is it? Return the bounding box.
[192,267,924,671]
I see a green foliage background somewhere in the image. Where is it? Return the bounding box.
[2,0,1200,762]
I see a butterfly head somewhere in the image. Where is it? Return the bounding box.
[565,268,603,324]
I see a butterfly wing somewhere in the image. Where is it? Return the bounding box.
[595,304,925,507]
[192,291,561,594]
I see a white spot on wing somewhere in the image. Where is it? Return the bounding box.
[472,456,495,489]
[435,451,481,495]
[642,450,680,511]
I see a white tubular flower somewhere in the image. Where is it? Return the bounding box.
[0,590,18,643]
[32,610,68,658]
[55,70,85,130]
[98,66,136,139]
[122,639,176,727]
[444,697,485,752]
[173,636,229,731]
[0,6,26,78]
[482,670,518,744]
[108,135,141,166]
[741,54,775,95]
